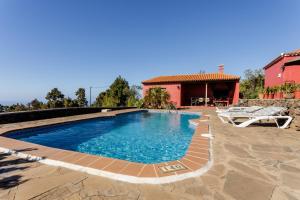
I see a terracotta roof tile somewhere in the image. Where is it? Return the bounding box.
[142,73,240,84]
[285,49,300,56]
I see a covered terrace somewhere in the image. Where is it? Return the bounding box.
[142,69,240,108]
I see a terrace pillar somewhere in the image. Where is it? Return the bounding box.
[233,81,240,105]
[205,83,208,107]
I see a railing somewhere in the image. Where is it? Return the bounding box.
[190,97,210,106]
[190,97,232,106]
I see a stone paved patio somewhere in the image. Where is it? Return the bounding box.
[1,109,300,200]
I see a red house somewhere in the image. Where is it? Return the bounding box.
[142,66,240,108]
[264,49,300,87]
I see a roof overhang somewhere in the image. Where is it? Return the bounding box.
[264,49,300,70]
[263,55,284,70]
[142,73,240,84]
[283,58,300,66]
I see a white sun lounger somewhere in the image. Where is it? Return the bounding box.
[218,107,293,129]
[216,106,262,113]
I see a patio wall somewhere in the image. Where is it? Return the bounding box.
[238,99,300,131]
[0,107,136,124]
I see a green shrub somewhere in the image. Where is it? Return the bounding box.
[165,102,177,110]
[135,99,144,108]
[240,69,264,99]
[143,87,172,109]
[264,87,271,94]
[296,84,300,91]
[282,83,297,94]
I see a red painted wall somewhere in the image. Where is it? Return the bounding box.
[143,83,181,107]
[283,65,300,83]
[264,57,285,87]
[265,56,300,87]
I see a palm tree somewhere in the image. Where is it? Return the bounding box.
[144,87,170,109]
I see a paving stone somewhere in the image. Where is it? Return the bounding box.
[185,185,211,197]
[280,164,300,174]
[228,160,270,181]
[201,175,221,190]
[214,192,229,200]
[224,144,253,158]
[207,164,226,177]
[30,183,81,200]
[283,192,300,200]
[252,144,293,153]
[0,186,18,200]
[281,173,300,190]
[252,151,297,161]
[270,187,300,200]
[14,169,87,200]
[223,171,275,200]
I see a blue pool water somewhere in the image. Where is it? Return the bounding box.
[7,111,199,163]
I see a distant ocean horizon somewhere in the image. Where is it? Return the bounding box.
[0,100,42,106]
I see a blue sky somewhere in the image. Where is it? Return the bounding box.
[0,0,300,104]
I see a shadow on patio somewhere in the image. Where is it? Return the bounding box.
[0,148,45,189]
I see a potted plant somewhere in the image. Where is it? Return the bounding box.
[295,84,300,99]
[272,86,278,99]
[258,87,264,99]
[283,83,296,99]
[273,86,283,99]
[269,87,275,99]
[264,87,270,99]
[277,85,284,99]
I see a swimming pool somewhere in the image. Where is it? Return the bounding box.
[7,111,199,164]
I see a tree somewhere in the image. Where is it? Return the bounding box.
[93,76,141,107]
[0,104,4,112]
[63,97,78,108]
[105,76,130,107]
[127,85,141,106]
[45,88,65,108]
[41,103,49,109]
[94,90,108,107]
[0,104,9,112]
[102,94,116,107]
[75,88,88,107]
[143,87,172,109]
[30,98,43,110]
[8,103,27,112]
[240,69,265,99]
[94,76,130,107]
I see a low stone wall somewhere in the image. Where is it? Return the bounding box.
[0,107,136,124]
[238,99,300,130]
